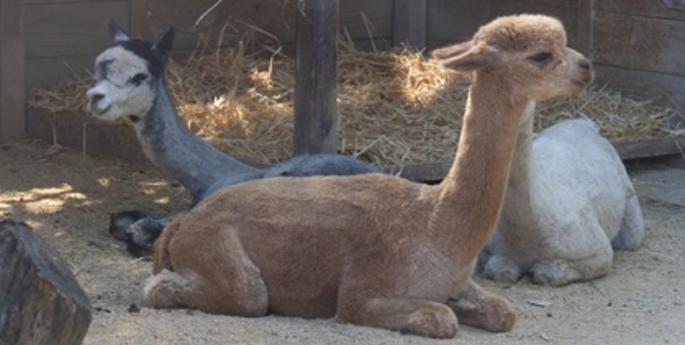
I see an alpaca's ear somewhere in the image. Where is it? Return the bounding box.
[152,27,175,57]
[431,41,473,61]
[108,19,130,43]
[432,41,499,71]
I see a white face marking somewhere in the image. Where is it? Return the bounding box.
[86,46,155,123]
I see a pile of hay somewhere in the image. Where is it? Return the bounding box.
[28,42,684,167]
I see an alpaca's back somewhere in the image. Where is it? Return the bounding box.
[484,117,645,285]
[263,154,378,178]
[532,118,634,246]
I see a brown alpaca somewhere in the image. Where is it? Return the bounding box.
[144,14,592,338]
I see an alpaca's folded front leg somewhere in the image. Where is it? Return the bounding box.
[483,254,522,283]
[447,278,516,332]
[336,297,459,338]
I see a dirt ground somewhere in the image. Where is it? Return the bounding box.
[1,141,683,345]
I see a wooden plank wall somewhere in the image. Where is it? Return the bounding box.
[25,0,685,111]
[24,0,394,91]
[20,0,685,158]
[427,0,580,49]
[592,1,685,111]
[0,0,26,142]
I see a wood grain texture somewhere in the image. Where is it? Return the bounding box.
[391,137,685,182]
[595,64,685,110]
[26,109,147,162]
[25,109,264,166]
[294,0,339,155]
[595,0,685,20]
[25,1,130,58]
[0,219,92,345]
[23,0,393,90]
[594,10,685,76]
[393,0,427,48]
[427,0,579,49]
[576,0,594,58]
[139,0,392,49]
[25,55,94,90]
[614,137,685,160]
[0,0,26,142]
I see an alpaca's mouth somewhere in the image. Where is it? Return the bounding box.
[571,79,588,88]
[88,103,112,119]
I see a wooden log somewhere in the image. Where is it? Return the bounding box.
[0,219,92,345]
[293,0,339,155]
[0,0,25,142]
[393,0,427,49]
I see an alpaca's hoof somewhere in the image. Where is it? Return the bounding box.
[109,210,160,241]
[483,255,521,283]
[126,218,166,257]
[481,297,516,332]
[448,294,516,333]
[144,269,190,309]
[405,305,459,339]
[531,260,576,286]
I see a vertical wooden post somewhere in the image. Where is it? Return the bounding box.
[577,0,594,60]
[393,0,427,49]
[294,0,339,155]
[130,0,149,39]
[0,0,25,143]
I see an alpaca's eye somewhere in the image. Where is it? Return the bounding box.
[528,52,552,64]
[130,73,148,86]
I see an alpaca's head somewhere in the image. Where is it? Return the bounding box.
[86,20,174,124]
[432,14,593,101]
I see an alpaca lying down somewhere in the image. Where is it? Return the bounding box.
[143,14,594,338]
[481,109,645,286]
[88,21,378,257]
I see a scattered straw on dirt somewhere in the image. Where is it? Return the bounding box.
[28,38,684,167]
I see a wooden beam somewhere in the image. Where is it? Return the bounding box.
[393,0,427,49]
[389,137,685,182]
[576,0,594,58]
[0,0,25,143]
[614,137,685,160]
[294,0,339,155]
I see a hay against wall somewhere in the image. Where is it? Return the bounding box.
[28,42,684,167]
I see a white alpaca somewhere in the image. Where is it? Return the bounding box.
[481,103,645,286]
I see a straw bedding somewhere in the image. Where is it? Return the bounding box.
[28,42,684,167]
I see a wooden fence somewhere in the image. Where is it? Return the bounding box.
[3,0,685,148]
[20,0,685,106]
[23,0,394,90]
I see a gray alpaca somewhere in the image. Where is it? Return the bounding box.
[86,21,377,256]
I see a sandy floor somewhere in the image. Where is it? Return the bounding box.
[1,141,683,345]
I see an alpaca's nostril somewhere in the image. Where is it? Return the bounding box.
[579,59,592,71]
[90,93,105,103]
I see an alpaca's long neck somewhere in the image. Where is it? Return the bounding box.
[431,72,527,261]
[134,77,258,201]
[500,102,537,228]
